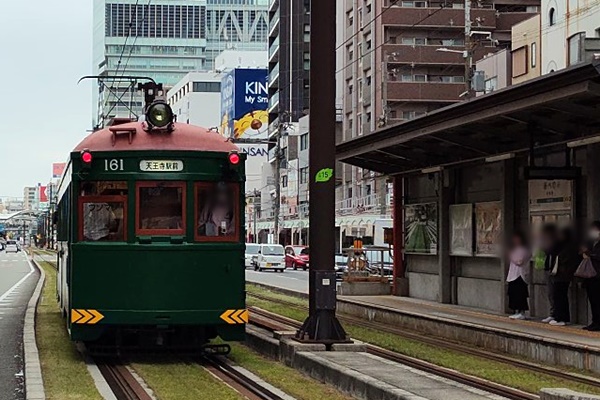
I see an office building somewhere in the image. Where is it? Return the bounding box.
[205,0,269,70]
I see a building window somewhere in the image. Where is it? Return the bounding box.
[531,42,537,68]
[282,175,288,188]
[549,8,556,26]
[485,77,498,93]
[511,46,528,77]
[568,32,586,66]
[299,167,309,184]
[300,133,309,151]
[193,82,221,92]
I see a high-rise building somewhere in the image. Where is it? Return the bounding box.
[340,0,540,219]
[205,0,269,70]
[92,0,269,128]
[267,0,311,133]
[23,187,37,211]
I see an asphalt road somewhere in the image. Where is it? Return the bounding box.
[245,268,309,293]
[0,251,39,400]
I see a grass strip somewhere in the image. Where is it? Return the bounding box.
[247,283,600,395]
[36,260,102,400]
[227,343,354,400]
[132,359,243,400]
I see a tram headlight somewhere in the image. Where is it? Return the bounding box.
[145,101,174,131]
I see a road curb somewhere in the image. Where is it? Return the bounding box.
[25,256,46,400]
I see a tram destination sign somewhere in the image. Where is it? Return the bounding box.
[139,160,184,172]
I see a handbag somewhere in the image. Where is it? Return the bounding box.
[575,258,598,279]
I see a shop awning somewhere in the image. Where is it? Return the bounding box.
[336,61,600,175]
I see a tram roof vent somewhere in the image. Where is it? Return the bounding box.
[107,117,135,127]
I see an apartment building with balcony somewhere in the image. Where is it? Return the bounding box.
[339,0,539,225]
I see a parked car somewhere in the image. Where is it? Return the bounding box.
[285,246,310,270]
[5,240,19,253]
[244,243,261,268]
[334,254,349,280]
[254,244,286,272]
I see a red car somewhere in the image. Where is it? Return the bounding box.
[285,246,310,270]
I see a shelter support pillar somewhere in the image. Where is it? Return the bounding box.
[438,171,453,304]
[392,176,407,296]
[501,159,516,313]
[587,144,600,222]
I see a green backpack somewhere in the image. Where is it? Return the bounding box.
[534,250,546,270]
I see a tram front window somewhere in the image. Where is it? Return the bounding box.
[82,202,125,241]
[79,181,127,242]
[196,183,238,240]
[137,182,185,235]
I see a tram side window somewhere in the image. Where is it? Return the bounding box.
[80,181,127,242]
[137,183,185,234]
[195,183,238,241]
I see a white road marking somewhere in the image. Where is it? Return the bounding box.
[0,253,34,303]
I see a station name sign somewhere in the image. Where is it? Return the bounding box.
[139,160,184,172]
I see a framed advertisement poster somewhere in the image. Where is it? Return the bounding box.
[450,204,473,256]
[475,201,503,257]
[404,203,438,255]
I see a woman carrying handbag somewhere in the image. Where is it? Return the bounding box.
[579,221,600,331]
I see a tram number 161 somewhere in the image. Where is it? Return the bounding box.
[104,159,124,171]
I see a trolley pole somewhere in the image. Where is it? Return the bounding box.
[296,0,348,343]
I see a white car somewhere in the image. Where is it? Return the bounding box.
[5,240,19,253]
[244,243,261,268]
[254,244,285,272]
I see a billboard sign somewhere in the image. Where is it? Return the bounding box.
[220,68,269,142]
[52,163,66,179]
[220,68,269,191]
[39,186,48,203]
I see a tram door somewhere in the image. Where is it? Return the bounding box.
[528,180,581,320]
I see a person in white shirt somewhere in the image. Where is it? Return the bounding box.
[507,231,532,320]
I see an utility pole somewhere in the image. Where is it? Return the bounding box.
[464,0,473,96]
[296,0,348,343]
[381,57,389,126]
[273,123,283,244]
[253,189,259,243]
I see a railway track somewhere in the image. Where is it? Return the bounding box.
[248,292,600,399]
[95,359,154,400]
[202,356,287,400]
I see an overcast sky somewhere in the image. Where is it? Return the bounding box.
[0,0,93,198]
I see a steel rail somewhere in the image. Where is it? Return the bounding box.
[95,359,153,400]
[202,356,286,400]
[248,293,600,397]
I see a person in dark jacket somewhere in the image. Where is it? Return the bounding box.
[581,221,600,331]
[550,227,581,326]
[540,224,559,323]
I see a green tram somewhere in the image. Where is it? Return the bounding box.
[54,103,247,352]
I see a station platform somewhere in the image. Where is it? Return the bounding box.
[336,295,600,374]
